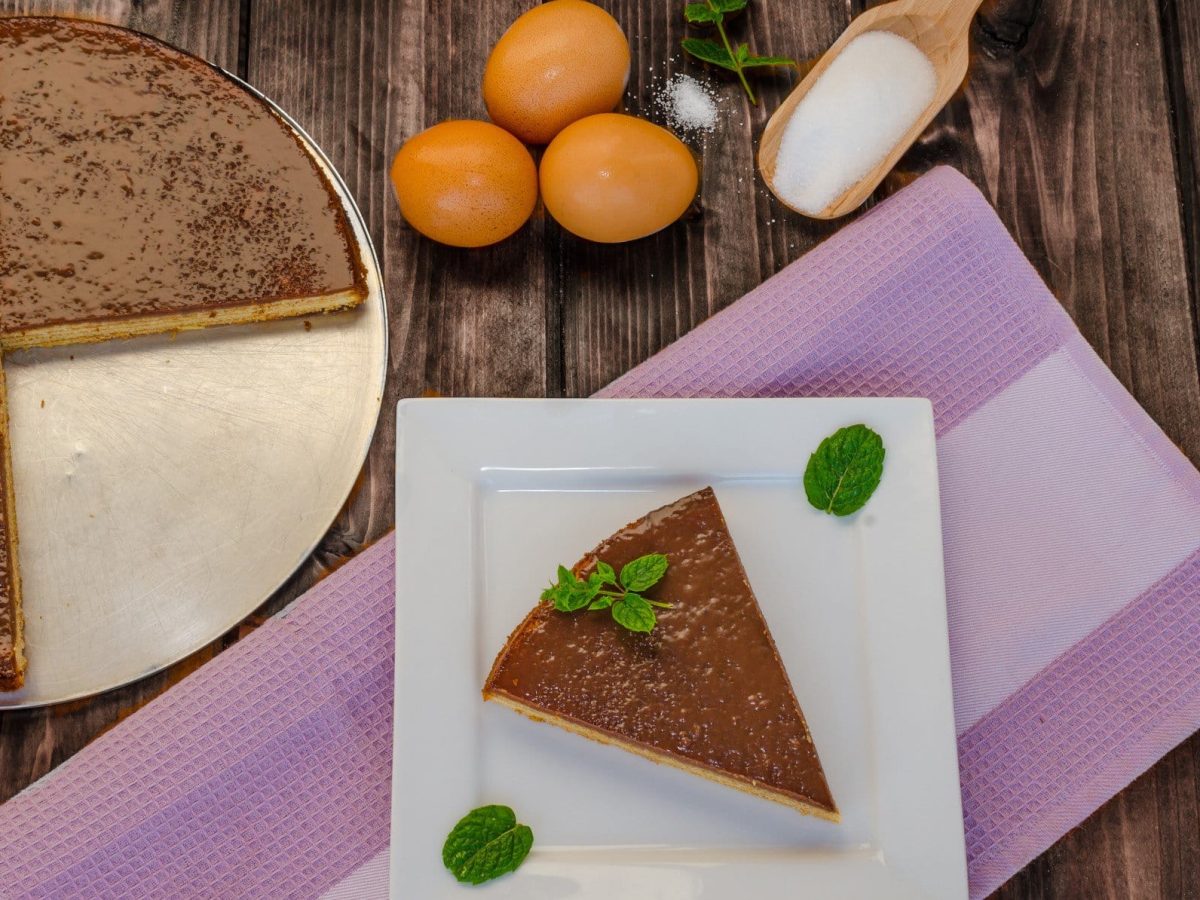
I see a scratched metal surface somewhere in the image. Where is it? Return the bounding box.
[0,90,388,709]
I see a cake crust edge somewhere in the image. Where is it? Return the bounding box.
[0,288,365,353]
[0,362,26,691]
[483,689,840,822]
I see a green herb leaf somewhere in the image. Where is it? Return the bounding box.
[543,566,603,611]
[544,554,672,631]
[442,805,534,885]
[739,53,795,68]
[681,37,737,71]
[553,589,583,612]
[595,561,618,585]
[680,0,788,103]
[612,593,657,633]
[803,424,886,517]
[619,553,670,591]
[570,578,603,611]
[542,580,564,609]
[541,566,570,609]
[683,2,722,23]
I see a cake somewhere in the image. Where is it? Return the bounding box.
[0,16,370,690]
[483,487,839,820]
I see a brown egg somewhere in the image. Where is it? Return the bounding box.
[539,114,699,243]
[483,0,630,145]
[390,120,538,248]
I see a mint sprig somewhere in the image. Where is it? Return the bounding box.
[803,424,886,516]
[542,553,673,633]
[442,804,533,885]
[681,0,795,104]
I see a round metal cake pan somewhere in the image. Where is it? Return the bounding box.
[0,70,388,709]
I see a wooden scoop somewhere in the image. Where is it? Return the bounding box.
[758,0,985,219]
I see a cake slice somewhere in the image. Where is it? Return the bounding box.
[484,487,839,820]
[0,17,367,351]
[0,363,25,691]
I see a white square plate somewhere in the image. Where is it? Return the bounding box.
[391,398,966,899]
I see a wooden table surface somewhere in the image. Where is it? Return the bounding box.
[2,0,1199,896]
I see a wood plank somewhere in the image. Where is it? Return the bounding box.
[880,0,1200,896]
[1161,4,1200,895]
[559,0,852,396]
[1166,0,1199,379]
[0,0,241,65]
[0,0,245,806]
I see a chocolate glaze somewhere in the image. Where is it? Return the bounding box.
[485,487,837,814]
[0,17,364,335]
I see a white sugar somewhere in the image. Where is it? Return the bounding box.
[655,74,719,134]
[773,31,936,214]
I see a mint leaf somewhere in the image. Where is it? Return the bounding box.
[541,566,570,605]
[595,561,617,585]
[442,805,533,885]
[804,424,886,516]
[681,37,737,71]
[588,595,615,610]
[619,553,669,591]
[713,0,748,11]
[545,586,570,611]
[543,566,602,611]
[541,566,571,609]
[541,581,568,609]
[732,44,793,67]
[739,53,795,68]
[612,593,657,633]
[563,577,600,611]
[684,2,721,22]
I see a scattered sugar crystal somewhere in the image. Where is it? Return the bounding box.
[654,74,720,134]
[773,31,936,214]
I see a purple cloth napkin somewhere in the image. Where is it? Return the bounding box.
[2,167,1198,899]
